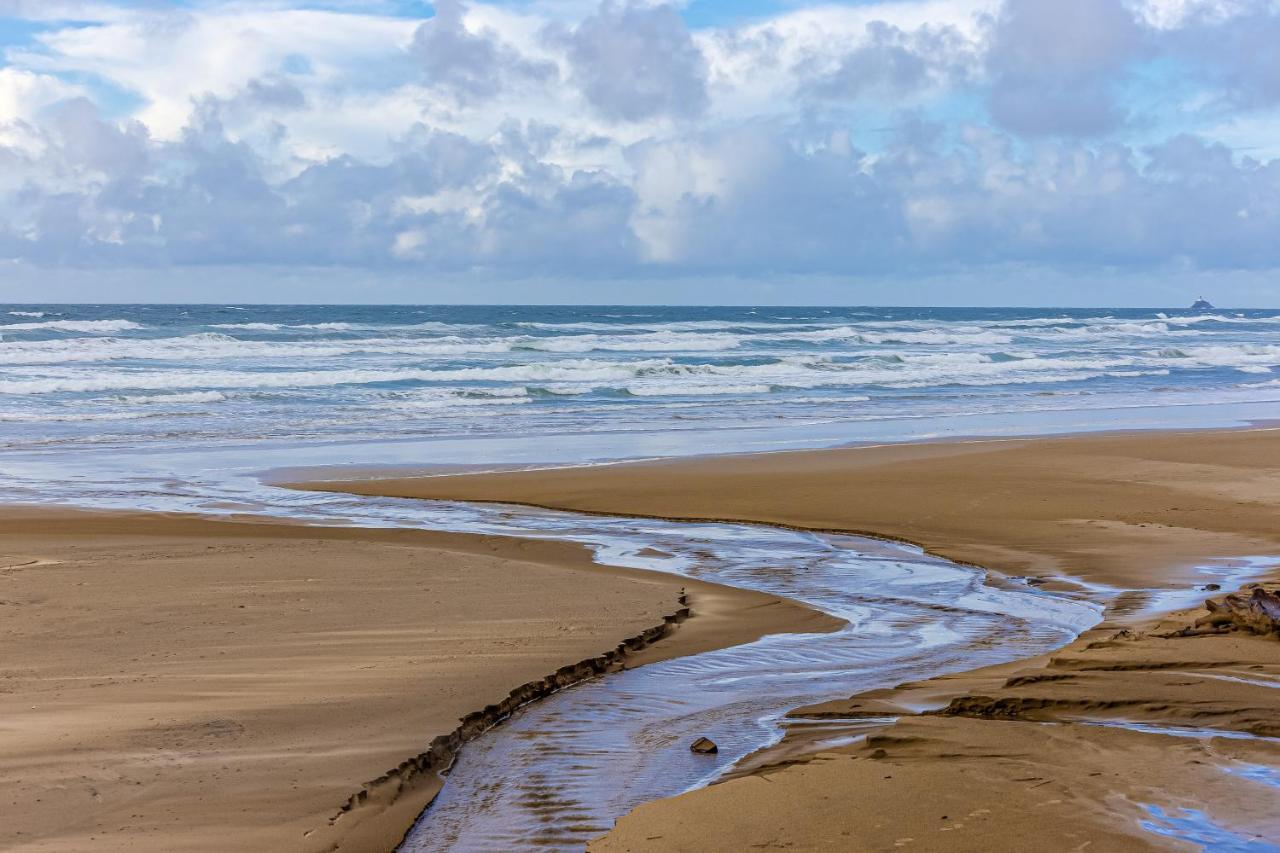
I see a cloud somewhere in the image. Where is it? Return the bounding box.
[12,86,1280,277]
[0,68,85,125]
[1164,10,1280,109]
[2,0,1280,292]
[9,7,417,139]
[552,1,709,122]
[411,0,557,103]
[985,0,1143,136]
[803,21,977,102]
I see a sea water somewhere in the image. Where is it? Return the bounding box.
[4,305,1280,475]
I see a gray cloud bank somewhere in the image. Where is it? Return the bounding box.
[2,0,1280,282]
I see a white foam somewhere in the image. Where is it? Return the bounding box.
[626,383,772,397]
[210,321,353,331]
[0,333,513,365]
[0,359,664,394]
[0,319,142,333]
[516,332,743,353]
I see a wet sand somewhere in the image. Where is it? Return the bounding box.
[0,509,836,853]
[308,427,1280,590]
[307,428,1280,849]
[596,588,1280,851]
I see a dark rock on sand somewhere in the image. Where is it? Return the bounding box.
[690,737,718,754]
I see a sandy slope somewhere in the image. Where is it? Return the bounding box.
[0,509,836,852]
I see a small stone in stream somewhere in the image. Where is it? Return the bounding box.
[870,749,888,760]
[1204,583,1221,591]
[690,737,718,754]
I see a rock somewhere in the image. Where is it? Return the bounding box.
[1203,583,1221,591]
[690,737,718,754]
[870,748,888,760]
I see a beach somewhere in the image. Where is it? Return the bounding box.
[8,308,1280,850]
[8,0,1280,842]
[307,426,1280,850]
[0,509,833,852]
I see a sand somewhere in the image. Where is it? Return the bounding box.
[310,427,1280,589]
[306,428,1280,850]
[0,509,837,853]
[594,592,1280,851]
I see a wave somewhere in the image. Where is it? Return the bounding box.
[116,391,229,405]
[8,309,1280,451]
[7,310,46,318]
[0,333,514,364]
[514,332,743,353]
[6,342,1269,397]
[0,358,666,394]
[385,387,532,411]
[0,410,163,423]
[210,321,355,331]
[0,319,142,333]
[515,320,833,333]
[625,383,773,397]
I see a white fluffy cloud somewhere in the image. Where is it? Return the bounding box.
[0,67,83,123]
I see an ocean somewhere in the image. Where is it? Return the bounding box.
[5,304,1280,450]
[3,303,1280,509]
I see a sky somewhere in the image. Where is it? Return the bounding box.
[1,0,1279,305]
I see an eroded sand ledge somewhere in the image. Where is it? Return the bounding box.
[0,508,836,852]
[309,428,1280,850]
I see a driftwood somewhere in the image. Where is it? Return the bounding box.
[1195,588,1280,636]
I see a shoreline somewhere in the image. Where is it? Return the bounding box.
[301,425,1280,588]
[302,425,1280,849]
[0,508,837,852]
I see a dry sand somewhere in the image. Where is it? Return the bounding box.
[308,428,1280,851]
[0,509,837,853]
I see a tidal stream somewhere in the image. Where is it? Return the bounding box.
[3,451,1103,851]
[195,483,1102,852]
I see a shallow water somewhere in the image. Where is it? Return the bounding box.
[401,527,1097,852]
[1141,805,1280,852]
